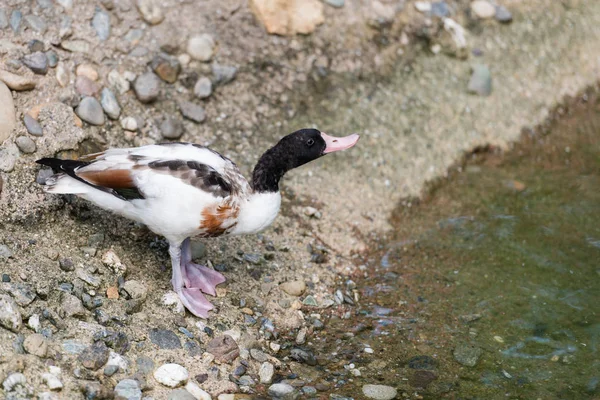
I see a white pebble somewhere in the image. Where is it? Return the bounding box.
[162,291,185,314]
[259,362,274,384]
[185,381,212,400]
[364,347,374,353]
[153,363,188,387]
[42,373,63,391]
[269,342,281,352]
[362,384,397,400]
[3,373,26,392]
[28,314,41,332]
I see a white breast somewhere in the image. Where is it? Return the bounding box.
[229,192,282,235]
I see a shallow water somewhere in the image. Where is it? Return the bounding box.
[312,89,600,399]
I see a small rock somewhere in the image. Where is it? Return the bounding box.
[268,383,296,398]
[0,69,36,91]
[45,50,59,68]
[61,293,85,318]
[76,75,101,96]
[471,0,495,19]
[61,39,91,54]
[0,146,17,172]
[3,282,36,306]
[101,249,126,274]
[185,381,211,400]
[36,168,53,185]
[410,370,437,388]
[179,101,205,123]
[0,82,16,144]
[10,10,22,32]
[29,40,44,53]
[0,294,21,332]
[22,52,48,75]
[59,258,74,271]
[362,384,398,400]
[77,64,99,81]
[151,54,181,83]
[295,327,307,344]
[250,0,324,35]
[123,280,147,300]
[324,0,344,8]
[467,64,492,96]
[162,291,185,314]
[149,328,181,349]
[0,9,7,29]
[431,1,450,17]
[134,72,161,103]
[168,388,197,400]
[211,64,237,85]
[114,379,142,400]
[414,1,431,12]
[108,70,130,94]
[56,63,70,87]
[100,88,121,120]
[42,373,63,391]
[120,117,138,131]
[193,77,212,99]
[92,7,111,40]
[79,341,110,370]
[206,335,240,363]
[3,372,26,392]
[136,0,164,25]
[76,97,105,125]
[259,362,274,384]
[280,280,306,296]
[16,136,36,154]
[154,363,189,388]
[187,34,216,62]
[250,348,269,363]
[160,117,184,139]
[24,14,47,33]
[103,364,119,376]
[190,241,206,259]
[24,114,43,136]
[453,342,483,367]
[495,5,512,23]
[302,295,318,306]
[23,333,48,357]
[137,355,155,375]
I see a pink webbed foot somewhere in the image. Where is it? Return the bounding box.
[177,288,214,318]
[182,262,226,296]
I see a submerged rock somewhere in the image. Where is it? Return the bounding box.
[362,384,398,400]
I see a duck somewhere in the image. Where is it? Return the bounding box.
[36,128,360,318]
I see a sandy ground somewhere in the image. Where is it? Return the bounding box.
[0,0,599,398]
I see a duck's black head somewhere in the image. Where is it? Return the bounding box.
[252,128,360,193]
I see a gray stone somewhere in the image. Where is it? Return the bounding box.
[10,10,22,32]
[250,348,269,362]
[92,7,111,40]
[0,82,15,145]
[179,101,205,123]
[211,64,237,85]
[0,294,21,332]
[0,9,8,29]
[79,341,110,370]
[149,328,181,349]
[45,50,58,68]
[302,295,318,306]
[61,293,85,318]
[167,389,196,400]
[0,147,17,172]
[23,114,44,136]
[36,168,53,184]
[324,0,345,8]
[136,355,155,375]
[151,54,181,84]
[22,52,48,75]
[259,362,274,384]
[103,364,119,376]
[61,40,90,54]
[268,383,296,399]
[186,34,215,61]
[62,340,87,354]
[431,1,450,17]
[453,342,483,367]
[2,282,36,305]
[0,244,13,258]
[24,14,47,33]
[238,375,255,386]
[76,97,105,125]
[193,77,212,99]
[206,335,239,363]
[136,0,164,25]
[495,5,512,23]
[125,29,144,44]
[59,15,72,37]
[160,117,184,139]
[15,136,36,153]
[190,241,206,259]
[100,88,121,120]
[362,384,398,400]
[114,379,142,400]
[134,72,161,103]
[76,75,100,96]
[467,64,492,96]
[37,0,53,8]
[28,39,44,52]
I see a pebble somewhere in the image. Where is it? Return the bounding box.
[92,7,111,40]
[193,77,212,99]
[154,363,189,388]
[61,293,85,318]
[160,117,184,139]
[16,136,36,154]
[123,280,147,300]
[362,384,398,400]
[467,64,492,96]
[3,282,36,306]
[24,14,47,33]
[453,342,483,367]
[61,40,90,54]
[149,328,182,349]
[187,34,216,61]
[0,9,7,29]
[179,101,206,123]
[45,50,58,68]
[0,69,36,91]
[114,378,142,400]
[185,382,211,400]
[151,54,181,83]
[471,0,495,19]
[22,52,48,75]
[0,294,21,332]
[168,389,196,400]
[137,355,155,375]
[10,10,22,32]
[495,5,512,23]
[280,280,306,296]
[121,116,138,131]
[29,39,44,52]
[250,348,269,363]
[162,291,185,314]
[23,333,48,357]
[56,63,70,87]
[190,241,206,259]
[259,362,274,384]
[76,76,101,96]
[414,1,431,12]
[302,295,318,306]
[76,97,105,125]
[58,258,74,271]
[79,341,110,370]
[268,383,296,398]
[0,82,16,144]
[206,335,240,363]
[431,1,450,17]
[324,0,345,8]
[100,88,121,120]
[295,327,307,344]
[42,373,62,391]
[108,70,130,94]
[3,372,26,392]
[211,64,237,85]
[134,72,161,103]
[136,0,164,25]
[103,364,119,376]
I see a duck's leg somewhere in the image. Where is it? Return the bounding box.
[169,242,214,318]
[180,238,226,296]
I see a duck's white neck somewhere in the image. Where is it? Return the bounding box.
[230,192,282,235]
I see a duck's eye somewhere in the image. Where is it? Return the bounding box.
[307,139,315,146]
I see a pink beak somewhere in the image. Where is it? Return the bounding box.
[321,132,360,154]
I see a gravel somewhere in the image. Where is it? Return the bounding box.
[79,341,110,370]
[454,342,483,367]
[149,328,182,349]
[154,363,189,388]
[193,77,212,99]
[179,101,206,123]
[280,280,306,296]
[101,88,121,119]
[211,63,237,85]
[187,34,216,61]
[15,136,37,153]
[160,117,184,139]
[22,52,48,75]
[134,72,161,103]
[259,361,275,384]
[362,384,398,400]
[151,54,181,83]
[467,64,492,96]
[23,333,48,357]
[92,7,111,40]
[0,294,22,332]
[76,96,105,125]
[136,0,164,25]
[268,383,296,398]
[206,335,240,363]
[114,379,142,400]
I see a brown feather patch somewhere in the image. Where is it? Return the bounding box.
[78,170,135,189]
[199,202,239,237]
